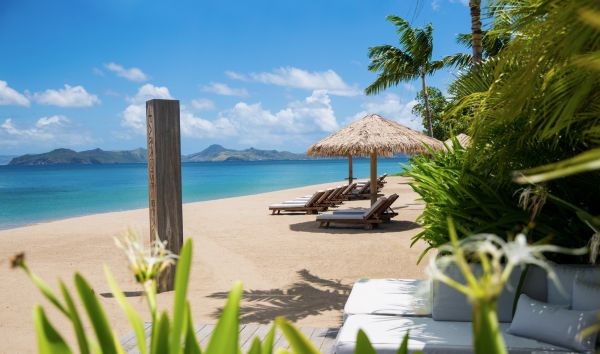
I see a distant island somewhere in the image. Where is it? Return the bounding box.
[7,145,308,165]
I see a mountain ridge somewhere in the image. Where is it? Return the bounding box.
[8,145,308,165]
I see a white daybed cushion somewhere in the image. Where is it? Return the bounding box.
[335,315,573,354]
[316,213,365,221]
[269,203,307,208]
[343,279,431,321]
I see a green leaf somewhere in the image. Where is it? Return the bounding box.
[171,238,194,354]
[261,325,276,354]
[26,269,69,317]
[34,305,73,354]
[151,312,170,354]
[275,317,320,354]
[514,148,600,183]
[184,302,202,354]
[59,281,89,354]
[205,282,243,354]
[397,332,410,354]
[74,273,119,354]
[274,349,290,354]
[354,329,376,354]
[246,338,262,354]
[105,266,147,354]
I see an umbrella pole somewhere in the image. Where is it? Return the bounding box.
[348,155,353,185]
[370,152,377,205]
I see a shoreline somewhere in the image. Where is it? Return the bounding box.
[0,176,429,354]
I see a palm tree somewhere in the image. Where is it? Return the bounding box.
[470,0,483,66]
[366,16,451,137]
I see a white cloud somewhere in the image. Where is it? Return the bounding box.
[92,67,104,76]
[122,84,173,131]
[228,67,360,96]
[449,0,469,6]
[224,71,248,81]
[190,98,215,111]
[0,115,94,147]
[105,62,148,82]
[348,93,421,131]
[431,0,441,10]
[120,84,339,146]
[33,85,100,107]
[0,80,30,106]
[403,83,418,92]
[202,82,249,97]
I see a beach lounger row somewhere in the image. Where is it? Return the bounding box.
[316,193,399,229]
[268,183,358,214]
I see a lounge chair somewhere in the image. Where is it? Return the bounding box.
[269,190,327,214]
[316,196,393,229]
[334,183,358,202]
[282,187,340,208]
[333,193,399,221]
[349,181,384,200]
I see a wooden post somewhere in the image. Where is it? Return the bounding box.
[370,152,377,205]
[146,99,183,292]
[348,155,353,185]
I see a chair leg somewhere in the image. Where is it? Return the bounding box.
[365,223,374,230]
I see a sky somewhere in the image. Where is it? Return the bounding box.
[0,0,471,155]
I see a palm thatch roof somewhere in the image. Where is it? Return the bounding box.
[307,113,444,157]
[444,133,471,149]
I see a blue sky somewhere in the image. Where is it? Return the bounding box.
[0,0,471,155]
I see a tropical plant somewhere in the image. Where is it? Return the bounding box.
[365,16,456,137]
[407,0,600,258]
[403,139,592,262]
[411,86,468,140]
[11,232,412,354]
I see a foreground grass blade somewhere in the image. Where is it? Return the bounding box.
[151,312,171,354]
[34,305,73,354]
[275,317,320,354]
[205,281,243,354]
[261,325,276,354]
[171,239,194,354]
[355,329,376,354]
[59,281,89,354]
[247,337,262,354]
[184,302,202,354]
[105,267,147,354]
[74,273,119,354]
[397,332,410,354]
[26,269,69,317]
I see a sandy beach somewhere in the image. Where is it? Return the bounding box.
[0,176,429,354]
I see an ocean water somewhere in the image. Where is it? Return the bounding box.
[0,158,409,229]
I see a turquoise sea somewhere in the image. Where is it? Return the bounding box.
[0,158,409,229]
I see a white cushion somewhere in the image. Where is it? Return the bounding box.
[316,213,365,220]
[269,203,307,208]
[336,315,572,354]
[509,294,598,353]
[343,279,431,320]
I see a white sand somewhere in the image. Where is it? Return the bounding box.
[0,176,429,353]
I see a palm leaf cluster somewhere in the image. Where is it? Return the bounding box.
[405,0,600,256]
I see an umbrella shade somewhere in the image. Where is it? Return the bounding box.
[444,133,471,149]
[308,114,443,204]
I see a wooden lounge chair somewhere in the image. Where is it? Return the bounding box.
[316,197,392,229]
[282,187,337,207]
[332,194,399,221]
[349,181,384,200]
[334,183,358,202]
[269,190,327,214]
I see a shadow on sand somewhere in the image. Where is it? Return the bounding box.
[288,216,421,234]
[100,290,144,298]
[207,269,351,324]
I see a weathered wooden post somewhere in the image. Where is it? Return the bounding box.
[146,99,183,292]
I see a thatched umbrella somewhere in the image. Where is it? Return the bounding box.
[307,113,443,204]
